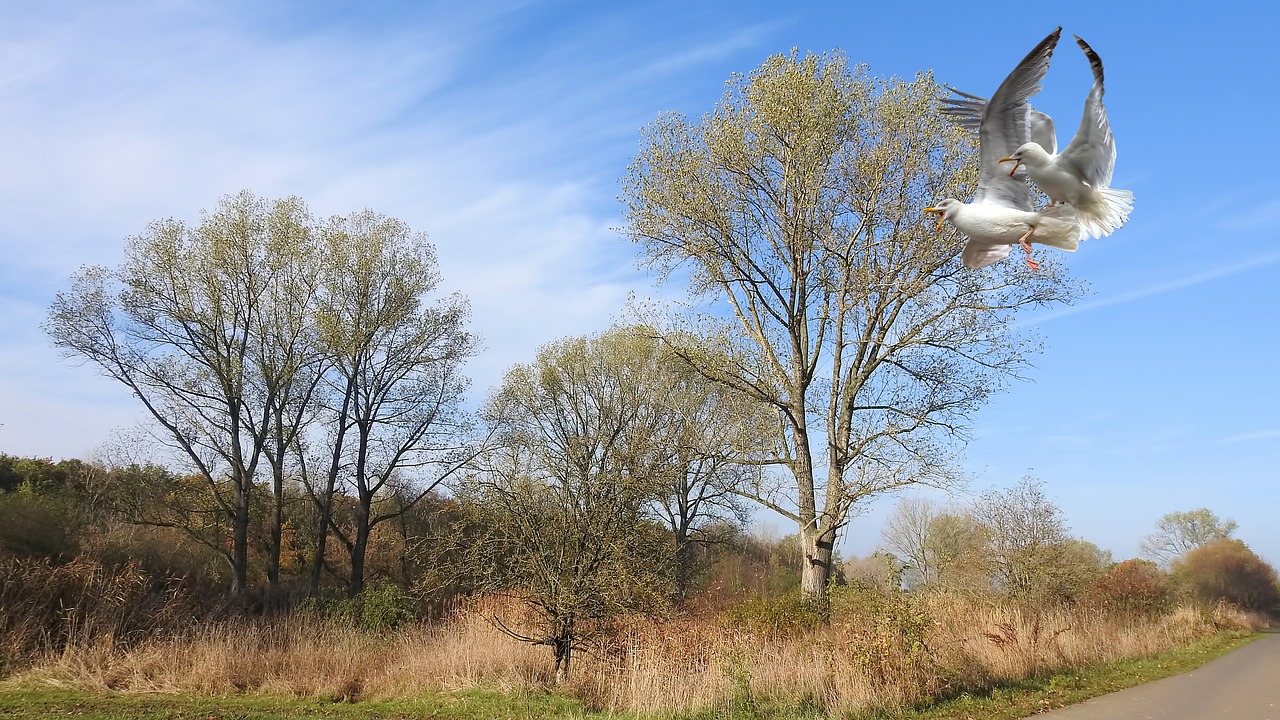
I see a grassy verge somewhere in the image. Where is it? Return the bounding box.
[883,630,1259,720]
[0,686,615,720]
[0,631,1259,720]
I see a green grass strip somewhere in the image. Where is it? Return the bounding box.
[0,686,611,720]
[882,631,1260,720]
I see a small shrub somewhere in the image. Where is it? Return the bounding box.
[1086,559,1172,616]
[829,583,935,683]
[718,594,825,637]
[304,583,418,631]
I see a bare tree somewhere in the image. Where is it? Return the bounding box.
[311,211,479,597]
[46,192,318,594]
[1140,508,1238,567]
[459,331,677,680]
[971,477,1105,603]
[621,51,1079,603]
[622,329,764,599]
[881,496,943,589]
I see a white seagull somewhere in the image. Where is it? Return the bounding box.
[948,36,1134,240]
[926,28,1081,271]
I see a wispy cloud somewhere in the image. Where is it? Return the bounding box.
[1016,252,1280,327]
[1212,429,1280,445]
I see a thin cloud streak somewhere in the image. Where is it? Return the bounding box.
[1213,429,1280,445]
[1016,252,1280,327]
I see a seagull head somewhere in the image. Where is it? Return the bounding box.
[999,142,1052,177]
[923,199,960,232]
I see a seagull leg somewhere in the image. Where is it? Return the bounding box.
[1017,227,1040,272]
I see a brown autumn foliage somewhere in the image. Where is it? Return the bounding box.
[1173,538,1280,613]
[1086,558,1173,616]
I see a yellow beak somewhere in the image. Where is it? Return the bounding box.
[923,207,944,233]
[999,156,1022,177]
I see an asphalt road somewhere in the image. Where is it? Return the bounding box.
[1036,632,1280,719]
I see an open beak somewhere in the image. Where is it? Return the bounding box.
[999,156,1022,177]
[923,207,944,233]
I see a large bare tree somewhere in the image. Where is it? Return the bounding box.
[311,211,479,597]
[621,51,1079,603]
[46,192,318,594]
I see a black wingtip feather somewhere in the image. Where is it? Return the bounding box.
[1073,35,1105,87]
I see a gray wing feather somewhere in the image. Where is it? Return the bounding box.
[1060,35,1116,188]
[1028,108,1056,155]
[972,27,1062,210]
[962,240,1014,269]
[940,86,987,132]
[942,88,1057,155]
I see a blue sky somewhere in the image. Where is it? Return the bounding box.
[1,1,1276,565]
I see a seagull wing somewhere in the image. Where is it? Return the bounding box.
[962,240,1014,269]
[1028,108,1057,155]
[940,86,987,132]
[1060,35,1117,188]
[973,27,1062,210]
[942,89,1057,154]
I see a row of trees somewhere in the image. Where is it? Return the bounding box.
[44,193,479,596]
[878,479,1106,602]
[6,448,1274,682]
[875,487,1274,611]
[36,49,1095,611]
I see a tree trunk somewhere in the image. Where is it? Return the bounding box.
[308,477,334,595]
[266,468,283,586]
[799,525,835,606]
[551,621,573,683]
[349,494,370,597]
[310,379,354,596]
[232,479,250,595]
[673,523,694,602]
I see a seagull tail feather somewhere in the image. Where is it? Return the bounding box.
[1078,187,1135,240]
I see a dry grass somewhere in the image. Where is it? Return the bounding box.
[7,591,1264,717]
[0,555,209,675]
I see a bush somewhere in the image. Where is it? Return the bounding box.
[0,486,88,560]
[1173,539,1279,613]
[1086,559,1172,616]
[719,594,825,637]
[829,583,934,682]
[303,582,418,631]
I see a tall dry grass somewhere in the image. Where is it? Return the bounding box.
[7,591,1263,716]
[0,554,210,675]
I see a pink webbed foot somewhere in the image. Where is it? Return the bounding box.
[1018,227,1039,272]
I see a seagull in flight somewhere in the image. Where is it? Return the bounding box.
[1001,35,1134,239]
[926,28,1081,271]
[943,36,1134,241]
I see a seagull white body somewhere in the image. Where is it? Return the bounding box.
[930,198,1079,269]
[1002,36,1134,240]
[926,27,1081,270]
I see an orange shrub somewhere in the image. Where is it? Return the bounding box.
[1086,559,1172,616]
[1173,539,1279,613]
